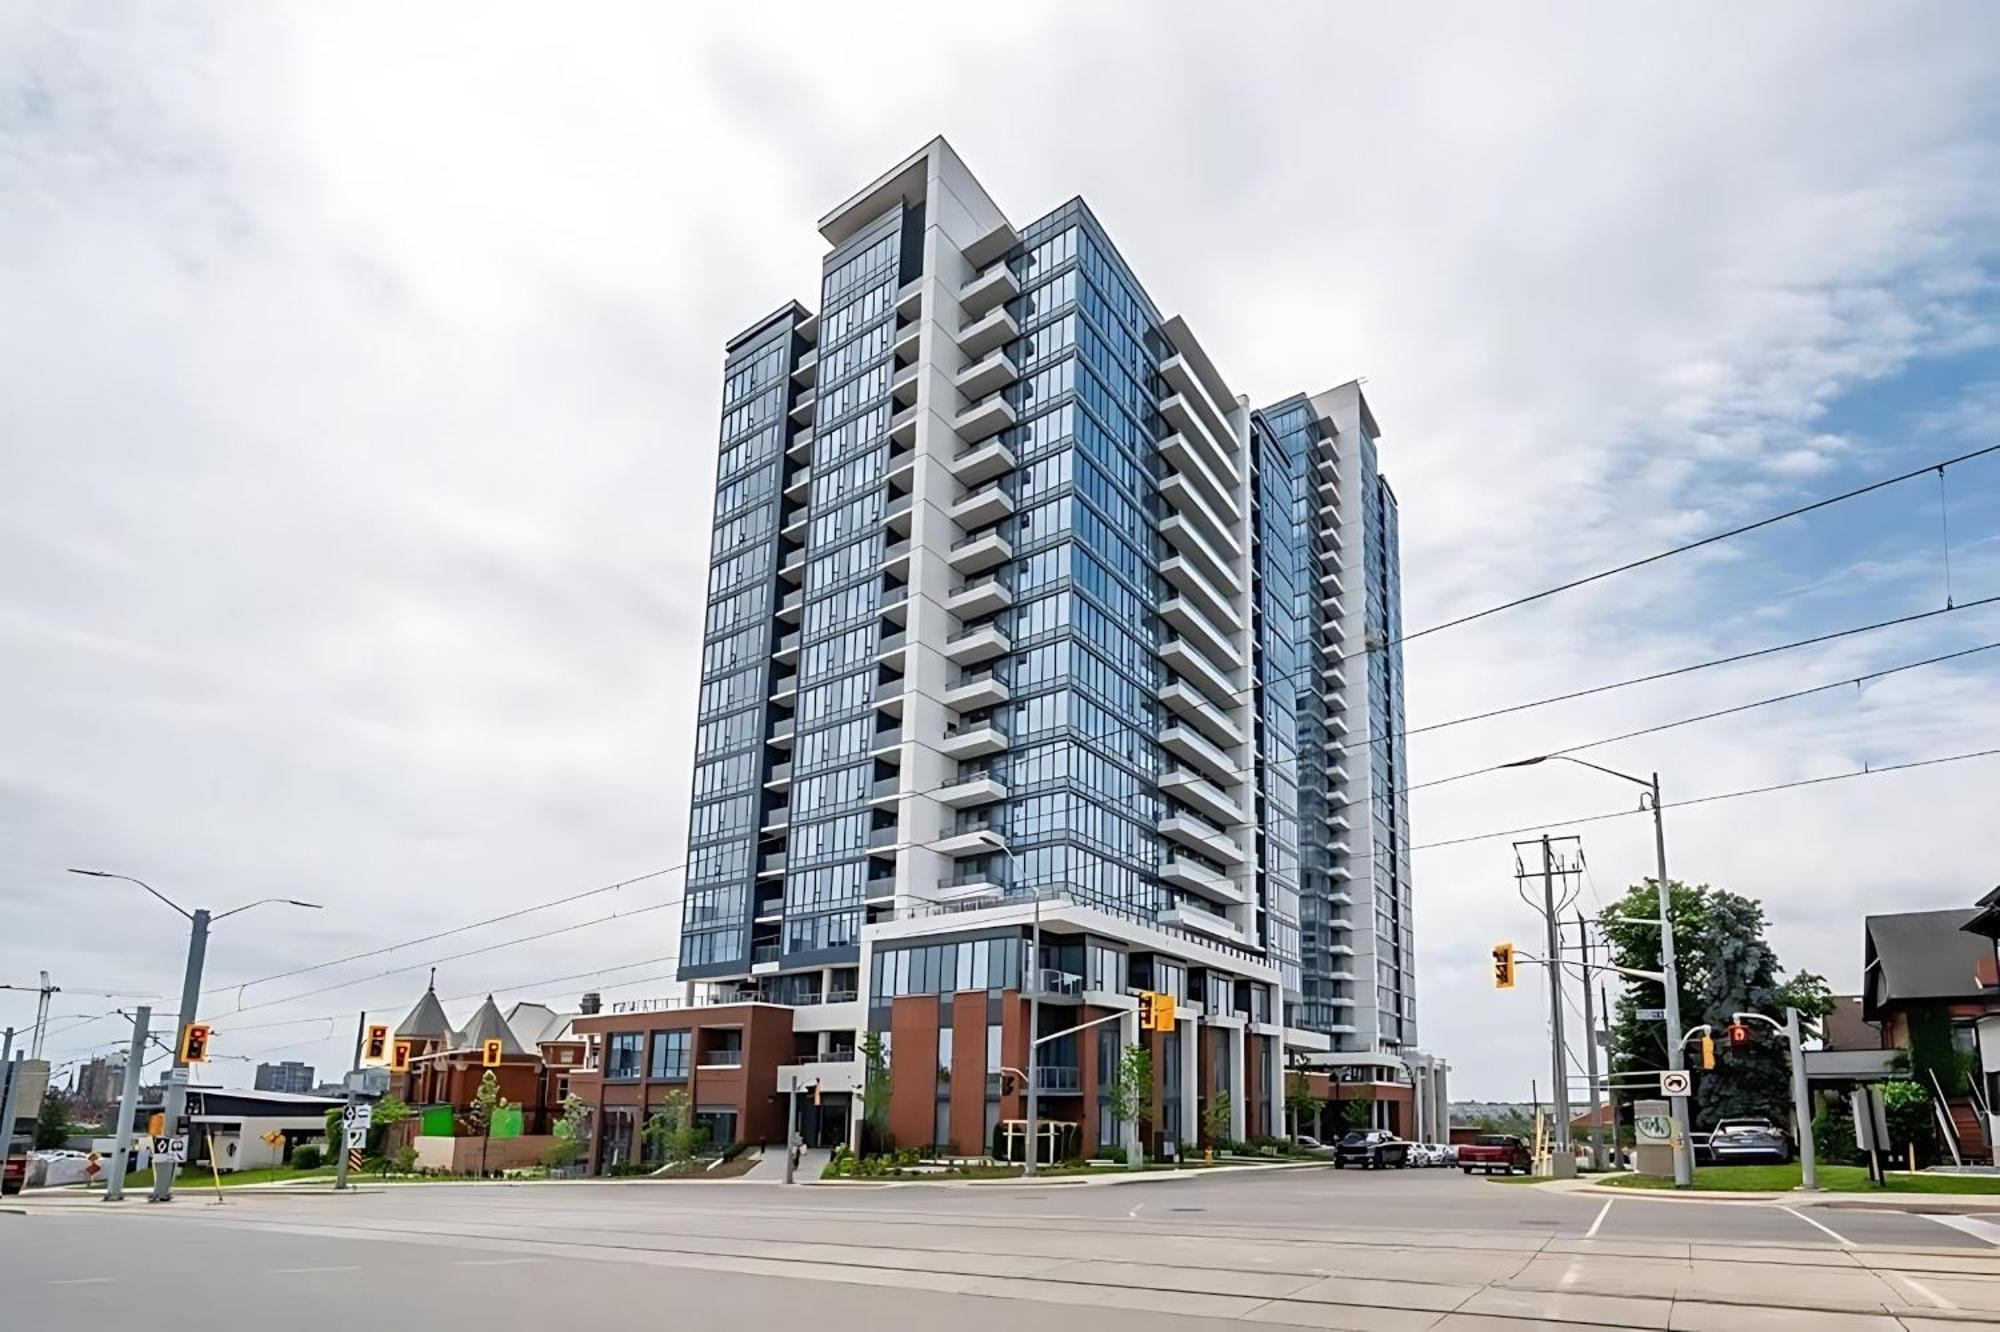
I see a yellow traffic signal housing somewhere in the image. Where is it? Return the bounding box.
[1492,942,1516,990]
[363,1024,390,1066]
[1152,991,1176,1032]
[391,1039,413,1073]
[1137,992,1156,1031]
[481,1037,504,1068]
[1701,1034,1716,1070]
[179,1022,212,1063]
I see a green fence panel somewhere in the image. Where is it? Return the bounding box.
[421,1106,456,1137]
[494,1105,524,1139]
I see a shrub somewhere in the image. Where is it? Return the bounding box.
[290,1144,323,1171]
[1813,1098,1858,1166]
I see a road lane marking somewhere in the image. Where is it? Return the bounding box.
[46,1277,116,1286]
[1894,1273,1956,1309]
[1128,1203,1145,1218]
[266,1265,362,1275]
[1584,1198,1614,1239]
[1926,1213,2000,1247]
[1781,1206,1853,1247]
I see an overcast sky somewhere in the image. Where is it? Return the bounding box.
[4,2,1998,1102]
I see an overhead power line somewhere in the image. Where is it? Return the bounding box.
[1409,637,2000,794]
[1393,441,2000,650]
[1410,744,2000,851]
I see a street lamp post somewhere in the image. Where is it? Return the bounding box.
[68,870,321,1201]
[975,832,1040,1175]
[1500,757,1695,1189]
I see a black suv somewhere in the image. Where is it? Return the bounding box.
[1334,1129,1410,1169]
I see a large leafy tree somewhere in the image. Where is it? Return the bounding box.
[1602,879,1832,1128]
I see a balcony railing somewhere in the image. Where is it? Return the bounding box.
[751,943,781,964]
[1034,1066,1081,1093]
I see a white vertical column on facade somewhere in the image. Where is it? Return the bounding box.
[1227,1025,1247,1142]
[895,142,1015,913]
[1178,1014,1198,1156]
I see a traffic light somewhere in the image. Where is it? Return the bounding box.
[391,1039,413,1073]
[1151,991,1176,1032]
[363,1024,390,1065]
[482,1037,504,1067]
[1492,942,1516,990]
[1138,992,1157,1031]
[1727,1022,1752,1049]
[1701,1034,1716,1070]
[179,1023,211,1063]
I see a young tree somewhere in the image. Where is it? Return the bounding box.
[1202,1091,1233,1150]
[1107,1044,1153,1167]
[641,1088,709,1167]
[1284,1073,1324,1141]
[463,1069,513,1177]
[1602,879,1833,1128]
[1339,1094,1374,1133]
[34,1087,74,1150]
[859,1032,891,1152]
[543,1093,589,1171]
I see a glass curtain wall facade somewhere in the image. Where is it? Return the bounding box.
[1360,435,1415,1046]
[1249,410,1305,1016]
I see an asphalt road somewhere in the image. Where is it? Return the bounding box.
[7,1164,1999,1329]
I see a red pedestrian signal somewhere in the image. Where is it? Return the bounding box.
[179,1023,212,1064]
[1727,1022,1752,1049]
[390,1039,413,1073]
[363,1024,390,1065]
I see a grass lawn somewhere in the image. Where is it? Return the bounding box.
[83,1164,337,1190]
[1600,1163,2000,1195]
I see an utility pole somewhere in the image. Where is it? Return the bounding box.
[1786,1006,1817,1192]
[153,908,210,1203]
[1578,914,1605,1173]
[0,1042,22,1176]
[1516,835,1580,1177]
[1649,772,1694,1189]
[32,972,52,1060]
[105,1006,149,1202]
[66,868,323,1203]
[334,1011,365,1191]
[1601,982,1617,1168]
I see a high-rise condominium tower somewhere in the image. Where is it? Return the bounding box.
[665,139,1435,1152]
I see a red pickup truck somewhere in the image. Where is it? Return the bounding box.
[1458,1134,1533,1175]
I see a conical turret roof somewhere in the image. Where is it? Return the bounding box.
[454,994,527,1057]
[396,973,453,1040]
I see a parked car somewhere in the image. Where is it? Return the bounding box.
[1291,1134,1324,1151]
[1334,1129,1410,1169]
[1458,1133,1533,1175]
[1417,1142,1457,1167]
[2,1152,24,1196]
[1709,1119,1791,1164]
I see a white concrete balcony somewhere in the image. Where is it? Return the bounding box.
[1329,811,1351,831]
[1158,902,1248,946]
[1328,837,1353,858]
[946,529,1012,575]
[958,262,1020,318]
[783,468,811,504]
[891,360,920,408]
[961,218,1020,270]
[776,586,803,623]
[943,622,1011,664]
[1159,394,1239,490]
[1159,555,1242,634]
[1160,354,1238,455]
[884,490,914,537]
[953,347,1018,400]
[1160,597,1243,674]
[788,391,815,426]
[879,537,912,581]
[939,720,1009,760]
[892,320,921,365]
[895,278,924,320]
[1161,638,1239,713]
[936,773,1008,808]
[773,630,800,667]
[1159,514,1242,599]
[763,762,793,793]
[788,428,813,463]
[946,575,1012,619]
[1324,661,1348,690]
[949,437,1015,485]
[767,716,795,749]
[953,392,1015,442]
[1159,723,1239,789]
[791,346,818,387]
[888,404,918,448]
[1160,768,1246,827]
[1159,474,1243,561]
[956,305,1019,359]
[1157,679,1245,750]
[1327,711,1351,737]
[1157,813,1246,866]
[1330,864,1353,882]
[932,825,1005,857]
[948,481,1014,529]
[779,546,805,584]
[1159,432,1240,522]
[885,444,915,488]
[1160,856,1247,908]
[943,668,1010,711]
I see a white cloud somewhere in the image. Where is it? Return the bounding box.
[3,1,1997,1097]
